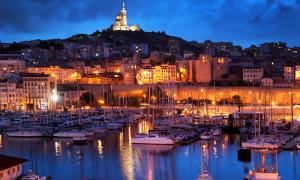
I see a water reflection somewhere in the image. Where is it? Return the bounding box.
[0,123,299,179]
[0,134,2,148]
[119,127,135,180]
[138,120,152,134]
[54,141,62,157]
[97,140,103,156]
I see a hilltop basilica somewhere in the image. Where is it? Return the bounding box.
[112,2,140,31]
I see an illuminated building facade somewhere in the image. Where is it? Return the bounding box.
[112,2,140,31]
[295,66,300,85]
[261,78,273,87]
[284,66,295,83]
[21,73,57,111]
[0,80,23,110]
[137,64,176,84]
[136,67,153,84]
[27,66,79,83]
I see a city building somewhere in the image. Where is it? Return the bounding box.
[20,47,50,65]
[0,80,23,110]
[131,43,149,56]
[192,55,212,83]
[153,64,176,83]
[20,73,57,111]
[0,154,27,180]
[137,64,176,84]
[284,66,295,83]
[243,67,264,83]
[176,60,190,82]
[112,2,140,31]
[27,66,80,83]
[0,58,25,79]
[295,66,300,85]
[122,58,137,85]
[136,67,153,84]
[259,42,286,57]
[212,57,230,81]
[83,65,105,76]
[261,78,273,87]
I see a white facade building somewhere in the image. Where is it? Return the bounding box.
[243,68,264,83]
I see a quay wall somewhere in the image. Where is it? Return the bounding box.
[63,84,299,105]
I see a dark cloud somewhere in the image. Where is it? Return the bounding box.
[0,0,299,47]
[0,0,118,33]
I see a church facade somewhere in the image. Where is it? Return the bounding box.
[112,2,140,31]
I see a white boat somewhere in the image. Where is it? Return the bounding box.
[197,171,213,180]
[296,144,300,149]
[200,132,212,140]
[242,138,281,149]
[86,127,105,134]
[246,169,280,180]
[80,131,94,137]
[20,170,46,180]
[212,128,221,136]
[106,122,123,130]
[7,131,43,138]
[53,131,85,138]
[131,134,175,145]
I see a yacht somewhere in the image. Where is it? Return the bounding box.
[296,143,300,149]
[242,138,281,149]
[53,131,85,138]
[212,128,221,136]
[200,132,212,140]
[131,134,175,145]
[7,131,43,138]
[86,126,105,134]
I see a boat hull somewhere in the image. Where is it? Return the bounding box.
[7,132,43,138]
[131,137,175,145]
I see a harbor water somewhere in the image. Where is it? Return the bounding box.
[0,121,300,180]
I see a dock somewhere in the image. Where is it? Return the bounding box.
[180,136,199,145]
[282,138,297,150]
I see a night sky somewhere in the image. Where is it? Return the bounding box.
[0,0,300,47]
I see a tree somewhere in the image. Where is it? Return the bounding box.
[80,92,98,107]
[232,95,242,111]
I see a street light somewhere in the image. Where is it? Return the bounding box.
[51,93,58,102]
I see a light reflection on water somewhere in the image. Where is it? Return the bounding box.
[97,140,103,156]
[0,121,299,180]
[0,134,2,148]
